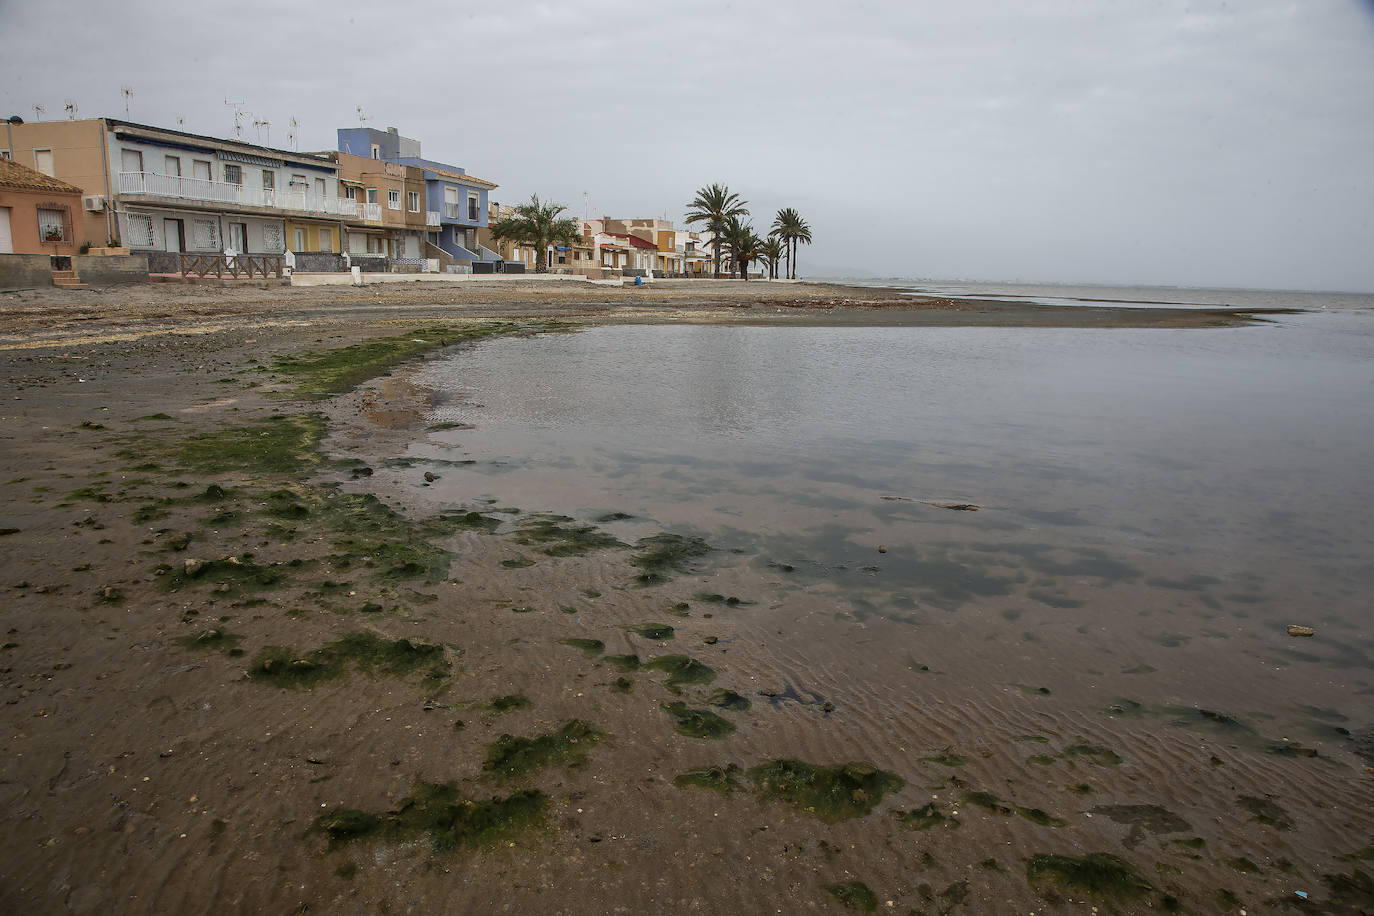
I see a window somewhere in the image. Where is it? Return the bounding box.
[315,177,326,199]
[192,219,217,249]
[387,189,401,210]
[344,186,356,200]
[165,155,181,176]
[467,192,478,221]
[367,235,383,254]
[193,160,212,181]
[294,228,306,251]
[407,191,419,212]
[224,164,242,184]
[118,149,142,175]
[261,170,274,189]
[37,208,66,242]
[289,173,307,190]
[124,213,155,247]
[319,228,332,250]
[0,150,10,160]
[370,144,380,160]
[366,188,378,204]
[263,224,283,252]
[32,149,55,176]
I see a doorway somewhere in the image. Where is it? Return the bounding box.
[163,218,184,253]
[0,207,12,254]
[228,223,248,254]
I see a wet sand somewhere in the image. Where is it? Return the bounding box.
[0,282,1368,915]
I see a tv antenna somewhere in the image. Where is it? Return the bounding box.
[64,99,78,119]
[224,99,247,138]
[583,191,589,221]
[253,118,270,144]
[287,117,300,151]
[356,106,369,125]
[32,104,44,121]
[176,115,185,126]
[120,85,133,116]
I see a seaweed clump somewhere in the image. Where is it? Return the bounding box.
[663,702,736,739]
[643,654,715,692]
[894,802,958,831]
[248,632,448,690]
[748,760,904,823]
[823,880,878,912]
[314,780,546,851]
[1026,852,1152,905]
[672,764,745,793]
[513,516,625,556]
[483,720,603,779]
[631,533,712,584]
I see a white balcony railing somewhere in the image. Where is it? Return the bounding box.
[363,202,382,221]
[425,210,441,227]
[119,172,363,220]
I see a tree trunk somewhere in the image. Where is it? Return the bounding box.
[712,238,721,279]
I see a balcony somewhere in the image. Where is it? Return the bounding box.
[426,210,441,227]
[119,172,363,219]
[443,202,462,220]
[363,202,382,221]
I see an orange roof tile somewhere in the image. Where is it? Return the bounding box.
[0,158,84,194]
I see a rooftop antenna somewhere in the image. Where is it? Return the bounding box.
[224,98,246,138]
[356,106,369,125]
[253,118,270,144]
[64,99,78,119]
[120,85,133,117]
[583,191,589,221]
[176,115,185,126]
[287,117,299,151]
[32,104,45,121]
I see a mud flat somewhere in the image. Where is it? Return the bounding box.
[0,289,1368,914]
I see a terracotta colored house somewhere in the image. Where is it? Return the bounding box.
[0,157,88,255]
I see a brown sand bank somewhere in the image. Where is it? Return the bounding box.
[0,290,1368,915]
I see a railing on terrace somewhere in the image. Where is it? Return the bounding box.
[119,172,360,218]
[178,253,283,279]
[425,210,441,227]
[363,202,382,221]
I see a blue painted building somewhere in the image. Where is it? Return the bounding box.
[336,126,499,265]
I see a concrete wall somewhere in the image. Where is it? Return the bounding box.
[0,253,54,288]
[0,187,87,254]
[73,253,148,285]
[294,252,345,272]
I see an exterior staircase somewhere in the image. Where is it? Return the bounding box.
[51,268,88,291]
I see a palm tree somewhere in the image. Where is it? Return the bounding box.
[771,208,813,279]
[723,215,764,281]
[489,195,581,273]
[685,184,748,279]
[760,236,785,280]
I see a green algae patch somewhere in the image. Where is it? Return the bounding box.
[442,511,503,533]
[629,623,675,640]
[604,654,641,671]
[1236,794,1293,830]
[962,791,1066,827]
[706,689,751,711]
[314,781,546,852]
[673,763,744,793]
[643,654,715,692]
[176,627,244,655]
[157,555,295,593]
[557,638,605,658]
[663,702,736,739]
[920,750,967,767]
[1091,805,1191,849]
[174,414,325,475]
[611,676,633,693]
[501,556,534,569]
[249,632,449,690]
[488,694,532,714]
[274,323,527,398]
[631,533,712,584]
[895,802,958,831]
[1064,743,1123,767]
[483,720,602,779]
[748,760,904,823]
[1026,852,1152,906]
[513,516,625,557]
[823,880,878,912]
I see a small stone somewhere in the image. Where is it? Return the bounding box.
[877,545,887,554]
[183,558,205,577]
[1286,625,1315,637]
[423,471,437,482]
[704,636,718,645]
[306,752,330,765]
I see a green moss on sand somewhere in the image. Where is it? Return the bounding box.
[663,702,736,739]
[823,880,878,912]
[483,720,602,778]
[314,780,546,851]
[248,632,449,690]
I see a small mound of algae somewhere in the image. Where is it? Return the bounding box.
[483,720,603,779]
[314,780,546,852]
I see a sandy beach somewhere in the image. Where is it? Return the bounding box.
[1,279,1368,915]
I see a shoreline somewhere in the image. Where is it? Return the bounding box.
[1,302,1369,914]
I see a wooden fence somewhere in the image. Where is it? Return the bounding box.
[178,254,283,279]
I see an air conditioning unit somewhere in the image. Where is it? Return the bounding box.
[82,195,106,212]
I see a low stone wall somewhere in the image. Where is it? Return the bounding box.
[73,253,149,286]
[295,252,344,273]
[353,255,389,273]
[144,251,180,274]
[0,254,53,290]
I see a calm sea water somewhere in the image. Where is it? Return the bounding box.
[407,290,1374,709]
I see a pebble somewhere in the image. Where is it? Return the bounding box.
[1286,625,1315,637]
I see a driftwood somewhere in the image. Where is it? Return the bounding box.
[881,496,979,511]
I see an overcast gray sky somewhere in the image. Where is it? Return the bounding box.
[4,0,1373,290]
